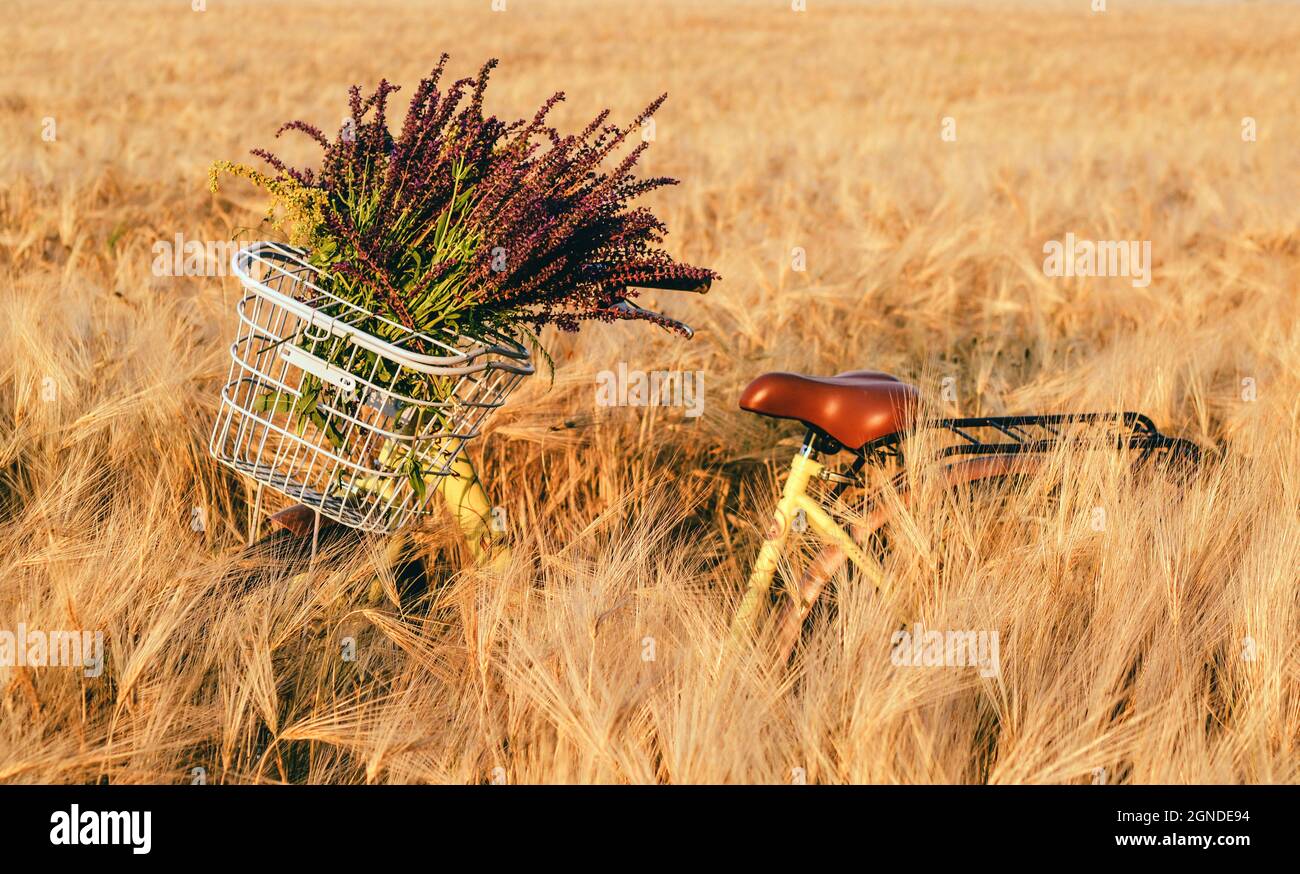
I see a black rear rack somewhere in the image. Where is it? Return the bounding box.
[808,411,1200,503]
[854,411,1199,471]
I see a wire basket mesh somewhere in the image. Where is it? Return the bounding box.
[210,242,534,534]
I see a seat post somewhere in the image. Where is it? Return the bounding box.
[800,428,819,459]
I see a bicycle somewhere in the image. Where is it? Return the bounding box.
[212,246,1200,654]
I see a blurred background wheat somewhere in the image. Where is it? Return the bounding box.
[0,0,1296,784]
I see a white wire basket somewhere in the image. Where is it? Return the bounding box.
[210,242,534,534]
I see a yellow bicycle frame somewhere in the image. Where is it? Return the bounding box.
[387,445,886,627]
[346,441,883,624]
[408,445,888,619]
[730,447,889,637]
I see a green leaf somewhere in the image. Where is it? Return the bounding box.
[407,456,427,501]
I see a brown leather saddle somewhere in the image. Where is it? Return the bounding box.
[739,370,919,449]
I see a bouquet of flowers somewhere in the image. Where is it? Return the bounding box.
[211,54,716,347]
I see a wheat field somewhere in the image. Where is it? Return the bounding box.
[0,0,1296,784]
